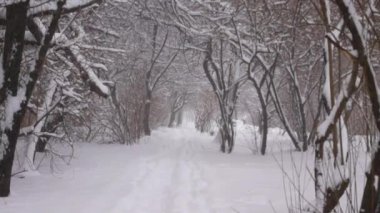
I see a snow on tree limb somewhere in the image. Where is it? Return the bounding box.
[0,0,102,22]
[86,24,120,38]
[332,0,380,211]
[316,62,360,151]
[26,18,111,98]
[77,44,127,54]
[316,77,360,139]
[335,0,380,131]
[65,45,110,98]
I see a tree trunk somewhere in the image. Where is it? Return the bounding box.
[329,1,380,211]
[267,70,302,152]
[0,1,29,197]
[253,84,269,155]
[202,40,238,154]
[219,128,226,153]
[295,89,308,152]
[219,114,235,153]
[168,110,176,127]
[0,0,64,196]
[226,119,235,153]
[260,109,268,155]
[35,113,64,152]
[24,76,57,171]
[176,109,183,127]
[24,134,38,171]
[143,91,152,136]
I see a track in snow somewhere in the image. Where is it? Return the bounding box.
[111,130,211,213]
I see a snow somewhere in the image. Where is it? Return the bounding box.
[69,46,110,96]
[322,39,332,109]
[24,78,58,171]
[90,63,108,72]
[317,90,346,137]
[0,0,27,7]
[77,44,127,53]
[0,0,99,20]
[62,87,82,101]
[0,90,26,159]
[0,123,369,212]
[4,89,25,130]
[343,0,365,43]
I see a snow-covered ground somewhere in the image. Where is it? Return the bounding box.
[0,123,369,213]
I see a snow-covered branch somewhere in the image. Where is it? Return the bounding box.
[0,0,102,23]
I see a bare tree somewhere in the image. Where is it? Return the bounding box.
[203,39,242,153]
[312,0,380,211]
[143,24,179,135]
[0,0,109,197]
[167,90,187,127]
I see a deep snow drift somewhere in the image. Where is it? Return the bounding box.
[0,123,368,213]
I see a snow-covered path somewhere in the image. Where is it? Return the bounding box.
[1,126,308,213]
[111,129,211,213]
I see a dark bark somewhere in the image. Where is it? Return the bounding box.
[249,75,268,155]
[324,179,350,213]
[0,0,65,197]
[219,129,226,152]
[143,91,152,136]
[360,170,379,213]
[218,120,235,153]
[0,1,29,197]
[260,109,268,155]
[203,40,238,153]
[0,0,102,25]
[35,113,64,152]
[314,60,359,212]
[27,18,43,44]
[333,1,380,212]
[142,24,158,136]
[292,83,308,152]
[225,120,235,153]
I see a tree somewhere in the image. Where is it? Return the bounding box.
[0,0,30,197]
[195,89,217,133]
[203,39,242,153]
[312,0,380,211]
[143,24,179,135]
[0,0,109,197]
[167,90,187,127]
